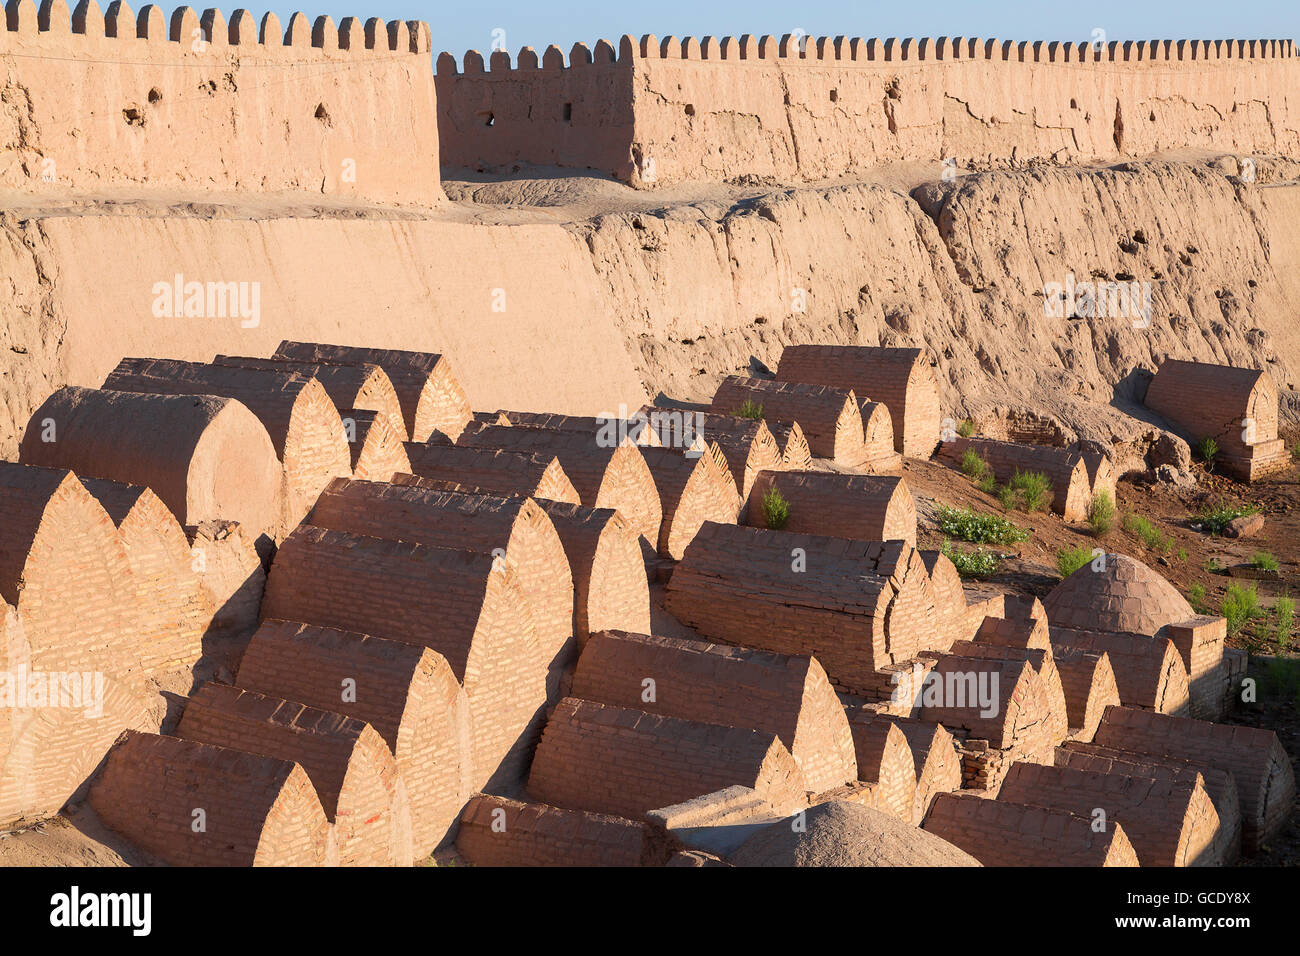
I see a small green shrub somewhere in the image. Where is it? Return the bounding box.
[997,483,1018,512]
[1009,470,1053,513]
[1251,551,1280,572]
[1273,594,1295,650]
[1196,436,1220,463]
[761,486,790,530]
[976,471,997,495]
[936,505,1031,545]
[1187,582,1207,614]
[1176,548,1188,563]
[1206,556,1223,573]
[1193,500,1260,536]
[1086,490,1115,537]
[736,399,764,420]
[1123,513,1172,554]
[1056,545,1094,579]
[1222,582,1263,636]
[941,539,1001,578]
[957,419,977,438]
[959,449,989,480]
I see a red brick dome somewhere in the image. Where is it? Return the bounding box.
[1044,553,1193,636]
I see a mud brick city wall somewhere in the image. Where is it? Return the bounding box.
[437,35,1300,188]
[1,4,440,203]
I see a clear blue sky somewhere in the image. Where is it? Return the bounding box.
[271,0,1298,57]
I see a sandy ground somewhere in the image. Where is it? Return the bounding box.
[0,803,163,867]
[907,432,1300,863]
[908,435,1300,646]
[8,149,1285,226]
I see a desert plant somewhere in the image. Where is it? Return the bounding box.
[1187,582,1207,614]
[1123,513,1172,554]
[1176,548,1188,563]
[1086,490,1115,536]
[1251,551,1280,572]
[997,483,1018,512]
[935,505,1030,545]
[1057,545,1094,579]
[957,419,976,438]
[976,471,997,494]
[1273,594,1295,650]
[959,448,989,480]
[761,486,789,530]
[1196,436,1220,463]
[941,539,1001,578]
[1009,470,1053,513]
[1221,582,1263,636]
[1193,500,1260,536]
[736,399,764,420]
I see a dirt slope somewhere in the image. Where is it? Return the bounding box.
[729,801,980,867]
[2,155,1298,460]
[574,157,1300,452]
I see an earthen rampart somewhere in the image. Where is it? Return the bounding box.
[2,4,439,203]
[436,34,1300,187]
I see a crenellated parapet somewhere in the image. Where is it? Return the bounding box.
[3,1,431,54]
[435,33,1300,187]
[1,4,440,203]
[436,33,1295,73]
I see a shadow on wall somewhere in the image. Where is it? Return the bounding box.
[1112,367,1156,406]
[442,163,623,185]
[62,797,167,866]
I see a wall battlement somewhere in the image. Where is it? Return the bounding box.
[1,3,441,203]
[4,0,431,53]
[437,34,1297,74]
[434,33,1300,187]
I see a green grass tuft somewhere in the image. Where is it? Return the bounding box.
[1086,490,1115,537]
[959,448,989,480]
[1122,513,1172,554]
[1008,470,1053,513]
[1251,551,1280,572]
[997,483,1018,512]
[761,486,789,530]
[736,399,764,420]
[1056,545,1095,579]
[1222,582,1263,636]
[1273,594,1295,651]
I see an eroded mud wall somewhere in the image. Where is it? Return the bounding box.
[436,35,1300,188]
[0,213,648,456]
[3,160,1297,456]
[0,9,439,204]
[575,160,1300,442]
